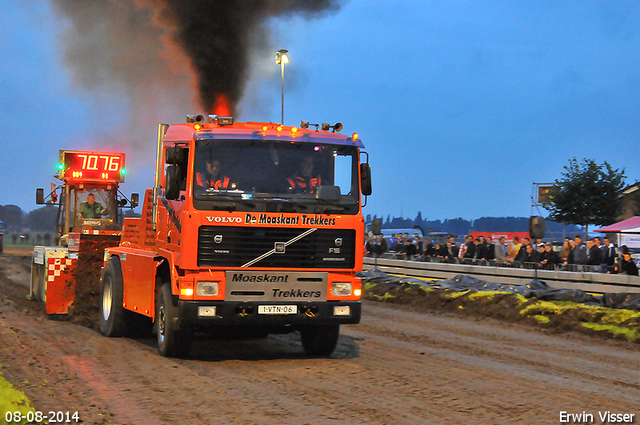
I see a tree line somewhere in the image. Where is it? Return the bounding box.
[0,204,141,234]
[0,205,58,232]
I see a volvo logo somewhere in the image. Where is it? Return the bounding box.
[214,235,223,244]
[335,238,343,247]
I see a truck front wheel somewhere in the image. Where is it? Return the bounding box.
[157,282,192,358]
[99,258,127,337]
[300,324,340,356]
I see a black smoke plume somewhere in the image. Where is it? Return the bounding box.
[51,0,341,116]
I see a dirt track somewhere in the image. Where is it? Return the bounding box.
[1,250,639,425]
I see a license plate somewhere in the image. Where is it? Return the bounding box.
[258,305,297,315]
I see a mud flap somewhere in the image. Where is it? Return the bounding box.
[45,257,77,314]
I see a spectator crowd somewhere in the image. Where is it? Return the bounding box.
[364,232,639,276]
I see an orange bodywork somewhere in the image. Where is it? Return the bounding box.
[45,257,76,315]
[43,232,122,315]
[35,150,128,316]
[106,121,366,321]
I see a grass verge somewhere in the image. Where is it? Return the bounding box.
[0,367,37,425]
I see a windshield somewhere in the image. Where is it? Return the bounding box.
[71,188,118,228]
[193,139,360,213]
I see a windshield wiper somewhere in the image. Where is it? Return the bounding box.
[194,192,256,208]
[262,198,308,211]
[314,198,348,212]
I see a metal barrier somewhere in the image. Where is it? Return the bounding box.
[376,252,609,272]
[362,256,640,295]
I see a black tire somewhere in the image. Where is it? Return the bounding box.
[300,324,340,356]
[157,282,192,358]
[99,258,127,337]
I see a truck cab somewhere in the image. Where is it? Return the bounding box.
[101,116,372,357]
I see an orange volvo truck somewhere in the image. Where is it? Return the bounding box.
[99,115,372,357]
[30,150,138,314]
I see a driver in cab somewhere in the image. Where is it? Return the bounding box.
[80,193,105,218]
[196,159,236,190]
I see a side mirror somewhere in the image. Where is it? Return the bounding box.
[371,218,382,235]
[130,193,139,209]
[165,165,182,200]
[36,188,45,205]
[360,163,372,196]
[166,146,187,167]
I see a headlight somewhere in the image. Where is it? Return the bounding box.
[331,282,352,296]
[196,281,219,296]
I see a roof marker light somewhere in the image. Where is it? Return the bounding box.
[216,116,234,126]
[262,125,268,132]
[277,125,283,131]
[57,163,64,171]
[352,133,359,140]
[194,124,202,131]
[291,127,298,134]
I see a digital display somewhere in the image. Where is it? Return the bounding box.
[59,151,126,182]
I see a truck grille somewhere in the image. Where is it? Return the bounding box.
[198,226,355,269]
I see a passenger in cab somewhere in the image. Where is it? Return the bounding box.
[287,157,321,194]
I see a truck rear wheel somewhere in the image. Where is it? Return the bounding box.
[300,324,340,356]
[99,258,127,337]
[157,282,192,358]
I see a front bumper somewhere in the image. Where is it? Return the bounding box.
[178,300,361,327]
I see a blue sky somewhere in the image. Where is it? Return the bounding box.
[2,0,640,222]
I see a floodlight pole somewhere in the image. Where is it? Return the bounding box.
[281,61,285,125]
[275,49,289,125]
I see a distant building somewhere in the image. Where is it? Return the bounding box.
[618,182,640,221]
